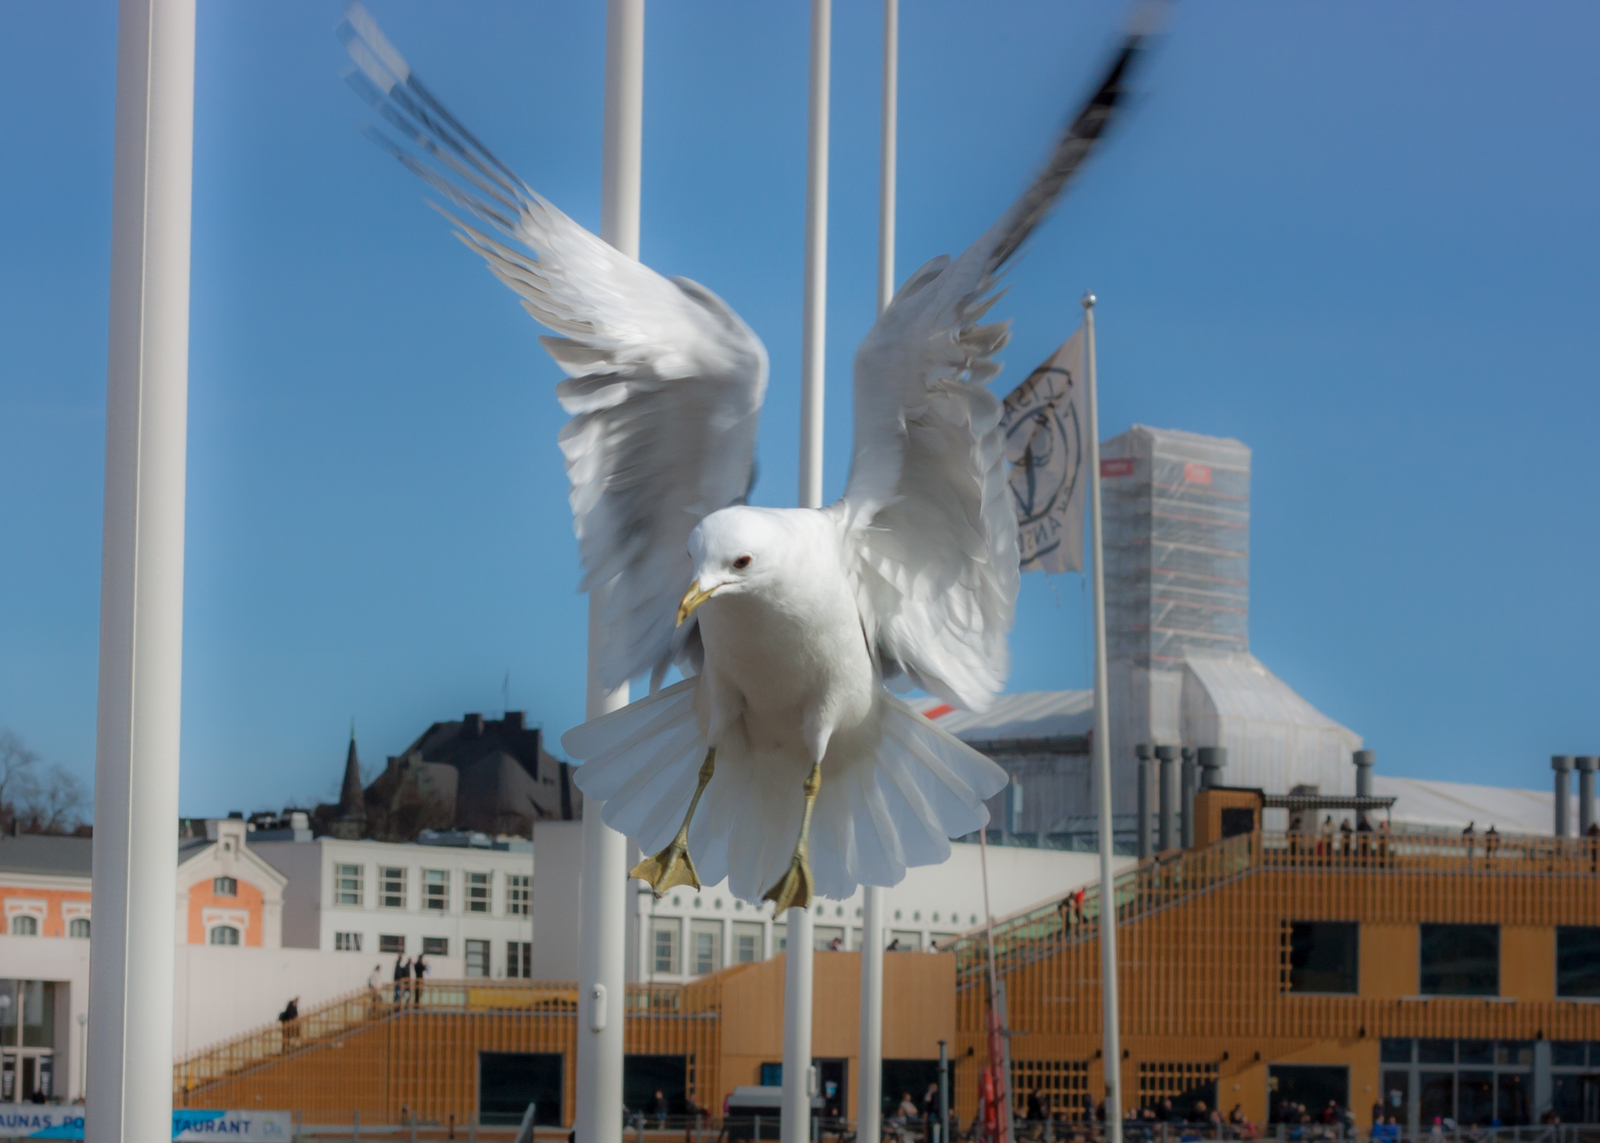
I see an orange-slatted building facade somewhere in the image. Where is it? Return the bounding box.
[948,797,1600,1135]
[173,800,1600,1133]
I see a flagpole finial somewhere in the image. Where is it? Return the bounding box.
[1081,291,1096,309]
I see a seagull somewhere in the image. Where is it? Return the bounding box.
[340,4,1153,907]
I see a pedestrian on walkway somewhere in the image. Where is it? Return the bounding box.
[393,955,410,1002]
[277,996,299,1053]
[412,952,429,1003]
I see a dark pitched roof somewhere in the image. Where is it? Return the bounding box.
[0,834,93,877]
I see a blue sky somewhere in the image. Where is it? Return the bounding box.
[1,1,1596,816]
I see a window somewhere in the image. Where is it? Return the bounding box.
[1284,921,1359,994]
[212,876,237,897]
[1267,1066,1348,1127]
[1141,1061,1220,1119]
[889,929,922,950]
[1420,923,1499,996]
[732,921,764,964]
[69,918,90,939]
[508,941,532,978]
[335,863,364,907]
[465,939,490,977]
[1014,1060,1088,1119]
[379,866,407,909]
[1556,926,1600,998]
[467,871,491,913]
[335,932,363,952]
[651,918,681,975]
[422,936,448,956]
[690,920,722,975]
[507,874,531,917]
[209,925,240,946]
[774,923,786,952]
[814,925,844,951]
[10,915,38,936]
[424,869,450,911]
[379,934,405,954]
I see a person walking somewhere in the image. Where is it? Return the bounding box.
[277,996,300,1053]
[651,1089,669,1129]
[413,952,429,1004]
[1027,1089,1046,1123]
[393,954,410,1002]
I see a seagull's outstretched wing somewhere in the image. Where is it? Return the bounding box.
[340,4,767,691]
[836,27,1151,712]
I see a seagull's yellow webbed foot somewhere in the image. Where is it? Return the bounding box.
[631,836,701,895]
[630,748,716,897]
[764,761,822,913]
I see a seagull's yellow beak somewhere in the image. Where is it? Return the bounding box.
[676,580,718,627]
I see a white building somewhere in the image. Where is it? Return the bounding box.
[530,820,1128,984]
[253,831,536,979]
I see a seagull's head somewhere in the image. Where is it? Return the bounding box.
[677,506,792,626]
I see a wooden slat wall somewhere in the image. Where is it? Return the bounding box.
[954,832,1600,1126]
[180,981,720,1127]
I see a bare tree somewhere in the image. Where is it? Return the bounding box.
[0,728,89,835]
[0,728,40,811]
[16,766,89,835]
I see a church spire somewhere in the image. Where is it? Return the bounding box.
[339,721,364,814]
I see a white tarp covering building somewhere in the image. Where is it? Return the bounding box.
[1373,775,1572,837]
[1180,652,1362,798]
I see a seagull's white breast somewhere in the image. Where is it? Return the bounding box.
[693,508,876,764]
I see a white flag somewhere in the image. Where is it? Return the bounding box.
[1000,329,1086,573]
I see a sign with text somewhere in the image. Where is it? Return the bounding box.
[0,1111,291,1140]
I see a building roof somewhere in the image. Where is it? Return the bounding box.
[1374,774,1566,837]
[0,834,92,877]
[913,690,1094,744]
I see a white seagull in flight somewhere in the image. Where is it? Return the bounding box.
[340,4,1152,908]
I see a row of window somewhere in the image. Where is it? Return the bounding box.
[332,864,530,916]
[4,917,90,938]
[1284,922,1600,997]
[655,888,977,929]
[339,934,534,979]
[1379,1039,1600,1127]
[646,917,952,976]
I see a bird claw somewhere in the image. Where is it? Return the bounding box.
[763,852,813,913]
[631,838,701,896]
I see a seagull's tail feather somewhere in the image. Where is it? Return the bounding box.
[563,679,711,857]
[809,696,1008,898]
[564,683,1006,902]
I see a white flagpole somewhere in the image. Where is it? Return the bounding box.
[1082,292,1123,1143]
[784,0,829,1140]
[576,3,643,1142]
[858,0,895,1138]
[88,1,195,1140]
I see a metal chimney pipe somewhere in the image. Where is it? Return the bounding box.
[1155,745,1177,853]
[1353,750,1375,828]
[1552,756,1574,838]
[1180,747,1197,849]
[1197,747,1225,790]
[1577,757,1598,836]
[1136,744,1152,860]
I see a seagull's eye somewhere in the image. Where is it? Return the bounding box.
[733,555,752,570]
